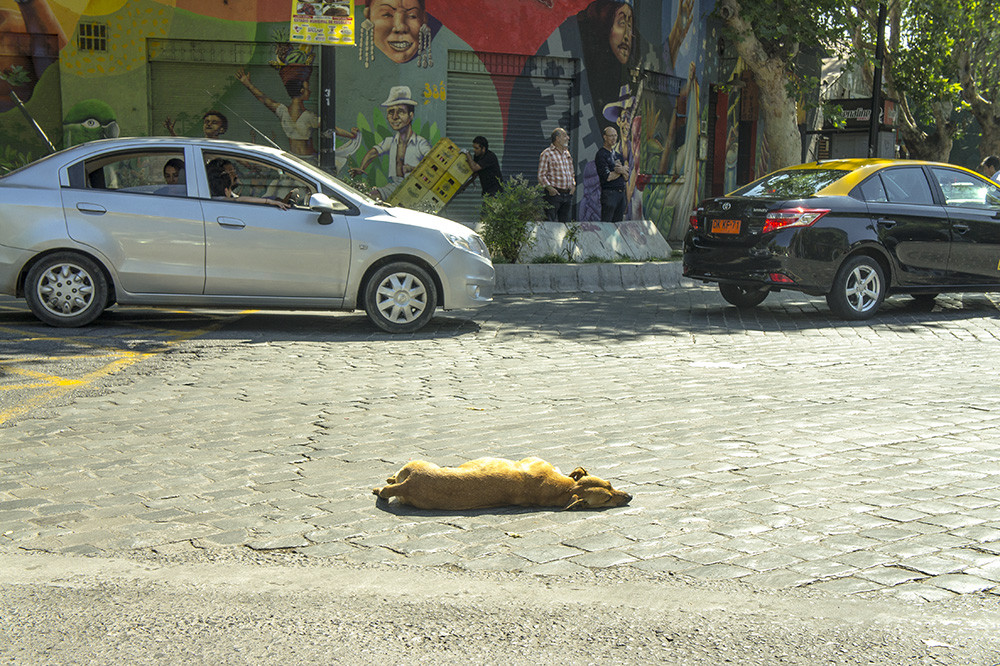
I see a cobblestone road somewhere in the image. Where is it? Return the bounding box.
[3,287,1000,603]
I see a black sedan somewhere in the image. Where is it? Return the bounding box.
[683,159,1000,319]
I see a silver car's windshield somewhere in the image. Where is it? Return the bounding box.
[278,151,381,206]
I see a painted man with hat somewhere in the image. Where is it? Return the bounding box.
[352,85,431,198]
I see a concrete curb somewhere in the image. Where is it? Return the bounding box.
[494,261,693,295]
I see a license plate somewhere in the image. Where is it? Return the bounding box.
[711,219,741,234]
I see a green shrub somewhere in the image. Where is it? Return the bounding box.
[479,174,545,263]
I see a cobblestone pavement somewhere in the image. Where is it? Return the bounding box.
[3,288,1000,603]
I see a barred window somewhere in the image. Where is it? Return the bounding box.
[78,23,108,52]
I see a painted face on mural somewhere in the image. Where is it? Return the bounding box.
[608,4,633,65]
[367,0,425,64]
[203,114,226,138]
[385,103,415,132]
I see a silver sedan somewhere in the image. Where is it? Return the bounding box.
[0,138,494,333]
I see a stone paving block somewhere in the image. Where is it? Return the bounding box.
[881,582,958,602]
[512,544,583,564]
[684,563,753,580]
[855,566,924,587]
[925,573,997,594]
[809,577,883,595]
[570,550,637,568]
[897,555,965,576]
[740,569,818,589]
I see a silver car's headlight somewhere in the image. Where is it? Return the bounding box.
[445,232,490,259]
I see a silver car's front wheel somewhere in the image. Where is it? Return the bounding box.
[363,261,438,333]
[826,255,885,320]
[25,252,109,327]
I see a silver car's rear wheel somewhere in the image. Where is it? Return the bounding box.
[25,252,108,327]
[363,261,438,333]
[826,255,885,320]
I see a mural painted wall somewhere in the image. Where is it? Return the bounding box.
[0,0,717,238]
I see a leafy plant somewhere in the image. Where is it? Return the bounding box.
[562,221,581,261]
[0,144,34,175]
[479,174,546,263]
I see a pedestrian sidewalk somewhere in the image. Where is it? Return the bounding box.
[493,261,689,295]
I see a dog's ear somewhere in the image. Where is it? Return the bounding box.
[564,495,588,510]
[568,467,588,481]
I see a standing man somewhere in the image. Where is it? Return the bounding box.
[537,127,576,222]
[596,126,628,222]
[464,136,503,197]
[351,86,431,198]
[980,156,1000,183]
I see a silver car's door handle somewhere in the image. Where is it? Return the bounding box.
[216,217,246,228]
[76,203,107,214]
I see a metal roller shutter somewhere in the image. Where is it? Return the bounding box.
[444,51,577,227]
[148,39,321,154]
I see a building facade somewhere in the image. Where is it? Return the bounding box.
[0,0,770,240]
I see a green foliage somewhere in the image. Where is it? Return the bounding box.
[533,253,569,264]
[0,66,31,88]
[0,144,34,175]
[479,174,546,263]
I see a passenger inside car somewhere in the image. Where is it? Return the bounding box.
[205,158,290,209]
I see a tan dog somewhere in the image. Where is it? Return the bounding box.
[372,457,632,510]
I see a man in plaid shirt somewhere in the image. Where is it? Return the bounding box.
[537,127,576,222]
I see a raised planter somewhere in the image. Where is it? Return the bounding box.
[494,261,689,295]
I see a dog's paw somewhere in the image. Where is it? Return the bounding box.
[372,486,383,496]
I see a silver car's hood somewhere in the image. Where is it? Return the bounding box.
[378,206,480,237]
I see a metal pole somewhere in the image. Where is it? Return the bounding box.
[10,91,56,154]
[320,45,337,173]
[868,2,886,158]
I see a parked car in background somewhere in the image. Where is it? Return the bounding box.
[0,138,494,333]
[683,159,1000,319]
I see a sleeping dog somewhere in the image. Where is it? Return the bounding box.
[373,457,632,510]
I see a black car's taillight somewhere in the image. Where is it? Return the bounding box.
[762,208,829,234]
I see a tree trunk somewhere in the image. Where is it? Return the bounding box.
[718,0,802,170]
[955,49,1000,160]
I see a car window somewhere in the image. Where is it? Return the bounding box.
[76,151,187,196]
[931,167,1000,209]
[854,175,888,203]
[880,167,934,204]
[202,152,317,206]
[732,168,848,198]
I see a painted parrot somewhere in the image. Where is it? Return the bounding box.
[63,99,120,147]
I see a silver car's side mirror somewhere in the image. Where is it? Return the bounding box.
[309,193,349,225]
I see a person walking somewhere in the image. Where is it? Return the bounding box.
[595,125,628,222]
[464,136,503,197]
[537,127,575,222]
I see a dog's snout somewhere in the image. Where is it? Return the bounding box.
[619,492,633,505]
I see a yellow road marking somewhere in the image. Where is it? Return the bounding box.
[0,310,253,426]
[0,350,151,425]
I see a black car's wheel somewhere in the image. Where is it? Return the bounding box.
[24,252,108,327]
[363,261,438,333]
[826,255,886,320]
[719,283,770,309]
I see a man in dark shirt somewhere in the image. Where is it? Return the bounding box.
[464,135,503,196]
[596,126,627,222]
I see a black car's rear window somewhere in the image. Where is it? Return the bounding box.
[732,169,848,199]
